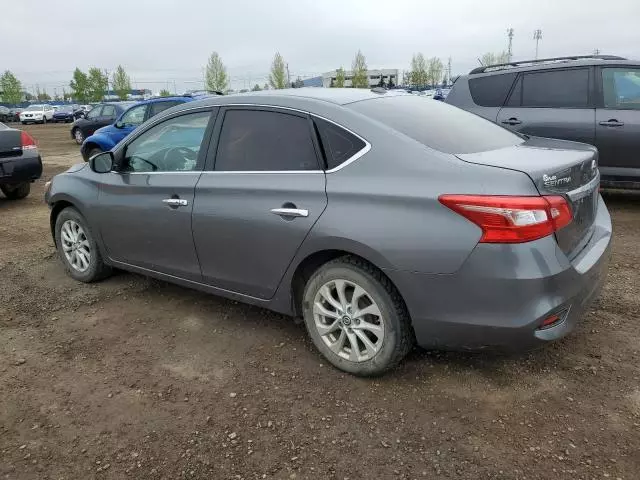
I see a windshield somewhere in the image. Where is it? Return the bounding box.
[25,105,44,111]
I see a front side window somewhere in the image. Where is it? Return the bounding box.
[602,68,640,109]
[119,104,148,127]
[520,69,589,108]
[86,106,102,119]
[215,109,319,171]
[101,105,117,118]
[123,111,211,173]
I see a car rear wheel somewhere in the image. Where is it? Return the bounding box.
[73,128,84,145]
[42,116,47,124]
[302,256,413,376]
[54,207,112,283]
[1,182,31,200]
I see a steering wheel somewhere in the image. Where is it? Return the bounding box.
[162,146,197,169]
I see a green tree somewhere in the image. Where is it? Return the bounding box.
[351,50,368,88]
[251,84,262,91]
[263,83,269,90]
[293,77,304,88]
[205,52,229,92]
[0,71,23,104]
[69,68,89,102]
[427,57,444,86]
[159,89,171,97]
[480,52,510,67]
[334,67,345,88]
[112,65,131,100]
[409,53,428,88]
[269,52,287,89]
[87,67,108,102]
[37,91,51,101]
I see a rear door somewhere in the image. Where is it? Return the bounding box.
[595,66,640,175]
[192,106,327,299]
[497,67,596,145]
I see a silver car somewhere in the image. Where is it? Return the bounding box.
[45,89,611,376]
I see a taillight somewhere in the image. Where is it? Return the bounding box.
[20,131,37,150]
[438,195,572,243]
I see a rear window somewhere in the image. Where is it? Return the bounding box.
[348,95,523,154]
[468,73,517,107]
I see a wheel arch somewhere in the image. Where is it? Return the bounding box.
[287,247,404,319]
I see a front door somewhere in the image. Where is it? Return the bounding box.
[97,109,215,281]
[96,104,118,131]
[192,107,327,299]
[497,67,596,146]
[595,66,640,174]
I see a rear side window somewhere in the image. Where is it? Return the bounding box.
[313,117,366,170]
[468,73,517,107]
[348,95,523,154]
[102,105,116,117]
[215,109,320,171]
[520,69,589,108]
[150,100,181,117]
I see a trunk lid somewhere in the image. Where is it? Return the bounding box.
[456,136,599,259]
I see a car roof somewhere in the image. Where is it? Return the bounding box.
[183,88,401,110]
[467,55,637,77]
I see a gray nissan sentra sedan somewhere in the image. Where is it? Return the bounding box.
[45,88,611,376]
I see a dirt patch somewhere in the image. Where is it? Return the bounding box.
[1,124,639,479]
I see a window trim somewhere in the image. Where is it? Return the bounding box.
[506,67,593,109]
[204,104,371,174]
[596,65,640,110]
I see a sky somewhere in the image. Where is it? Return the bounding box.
[2,0,640,95]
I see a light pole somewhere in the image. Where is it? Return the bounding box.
[533,29,543,59]
[507,28,514,62]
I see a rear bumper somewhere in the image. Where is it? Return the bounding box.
[0,153,43,184]
[387,194,612,351]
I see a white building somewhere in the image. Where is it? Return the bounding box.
[321,69,400,88]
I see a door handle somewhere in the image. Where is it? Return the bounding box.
[599,119,624,127]
[270,207,309,218]
[501,117,522,125]
[162,198,188,207]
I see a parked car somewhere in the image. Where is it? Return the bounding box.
[0,122,42,199]
[45,89,611,376]
[20,104,55,124]
[0,106,11,122]
[53,104,82,123]
[446,54,640,189]
[9,107,23,122]
[80,96,201,160]
[70,102,135,145]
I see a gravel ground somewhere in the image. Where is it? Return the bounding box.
[1,123,639,480]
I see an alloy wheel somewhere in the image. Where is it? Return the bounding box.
[313,279,385,362]
[60,220,91,272]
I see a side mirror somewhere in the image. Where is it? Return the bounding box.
[89,151,114,173]
[115,121,124,128]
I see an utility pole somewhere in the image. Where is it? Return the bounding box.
[533,29,543,59]
[507,28,514,61]
[286,63,291,87]
[593,48,600,55]
[447,57,452,86]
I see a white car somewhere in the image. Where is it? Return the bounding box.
[20,104,55,124]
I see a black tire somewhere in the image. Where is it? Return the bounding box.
[54,207,112,283]
[1,182,30,200]
[86,147,103,159]
[21,121,27,125]
[73,128,84,145]
[302,256,414,376]
[41,116,47,124]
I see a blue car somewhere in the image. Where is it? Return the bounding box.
[80,96,205,161]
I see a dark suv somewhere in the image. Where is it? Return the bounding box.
[446,55,640,189]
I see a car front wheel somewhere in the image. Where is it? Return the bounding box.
[302,256,413,376]
[54,207,111,283]
[1,182,30,200]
